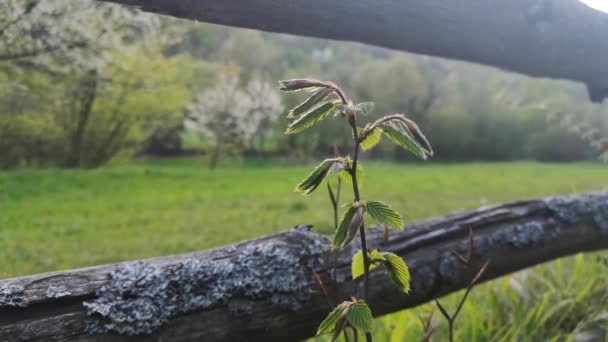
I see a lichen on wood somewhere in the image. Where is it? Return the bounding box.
[83,230,329,335]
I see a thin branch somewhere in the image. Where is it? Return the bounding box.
[434,227,490,342]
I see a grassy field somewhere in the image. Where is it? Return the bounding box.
[1,159,607,340]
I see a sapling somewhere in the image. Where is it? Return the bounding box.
[279,78,433,341]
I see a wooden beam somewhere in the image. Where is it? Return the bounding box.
[97,0,608,102]
[1,191,607,341]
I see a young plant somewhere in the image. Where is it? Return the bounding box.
[279,78,433,341]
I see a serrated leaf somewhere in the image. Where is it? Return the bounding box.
[288,87,334,119]
[316,305,346,336]
[352,249,386,280]
[380,123,428,160]
[360,127,382,151]
[334,204,358,249]
[382,252,411,294]
[286,101,335,134]
[295,159,337,194]
[346,300,374,332]
[365,200,403,230]
[354,102,375,115]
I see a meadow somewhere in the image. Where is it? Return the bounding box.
[1,159,607,340]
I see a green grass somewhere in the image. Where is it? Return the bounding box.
[1,159,607,340]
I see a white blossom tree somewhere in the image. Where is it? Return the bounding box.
[0,0,161,68]
[185,72,284,168]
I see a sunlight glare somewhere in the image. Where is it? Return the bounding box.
[579,0,608,13]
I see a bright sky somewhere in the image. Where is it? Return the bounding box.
[580,0,608,13]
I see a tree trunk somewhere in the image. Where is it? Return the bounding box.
[98,0,608,103]
[1,191,607,341]
[65,69,98,168]
[208,140,222,169]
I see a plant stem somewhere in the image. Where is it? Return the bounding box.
[348,115,373,342]
[448,321,454,342]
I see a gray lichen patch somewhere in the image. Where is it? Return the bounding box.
[497,221,547,248]
[473,221,558,258]
[437,252,463,285]
[46,285,71,298]
[546,192,608,235]
[0,284,27,307]
[84,231,329,336]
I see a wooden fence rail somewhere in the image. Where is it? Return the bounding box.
[99,0,608,102]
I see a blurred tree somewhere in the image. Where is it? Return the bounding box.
[0,0,199,168]
[61,49,193,167]
[1,10,607,167]
[184,71,283,168]
[0,0,160,68]
[0,49,196,168]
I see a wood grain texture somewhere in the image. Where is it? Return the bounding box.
[1,191,607,341]
[97,0,608,102]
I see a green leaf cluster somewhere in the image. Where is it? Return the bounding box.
[285,101,337,134]
[333,200,403,249]
[351,250,411,294]
[288,87,334,118]
[359,116,433,159]
[316,299,375,340]
[280,78,343,134]
[294,158,340,194]
[281,79,429,341]
[294,155,363,195]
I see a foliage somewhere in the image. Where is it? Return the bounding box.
[0,49,195,168]
[2,15,608,168]
[0,0,195,168]
[316,299,375,340]
[0,0,160,68]
[281,79,432,340]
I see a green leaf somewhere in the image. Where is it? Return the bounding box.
[382,252,411,294]
[360,127,382,151]
[365,200,403,230]
[380,123,429,160]
[285,101,335,134]
[354,102,375,115]
[334,204,358,249]
[295,159,337,194]
[316,305,346,336]
[352,249,386,280]
[346,300,374,332]
[288,87,334,119]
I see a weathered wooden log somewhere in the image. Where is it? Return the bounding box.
[1,191,608,341]
[97,0,608,102]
